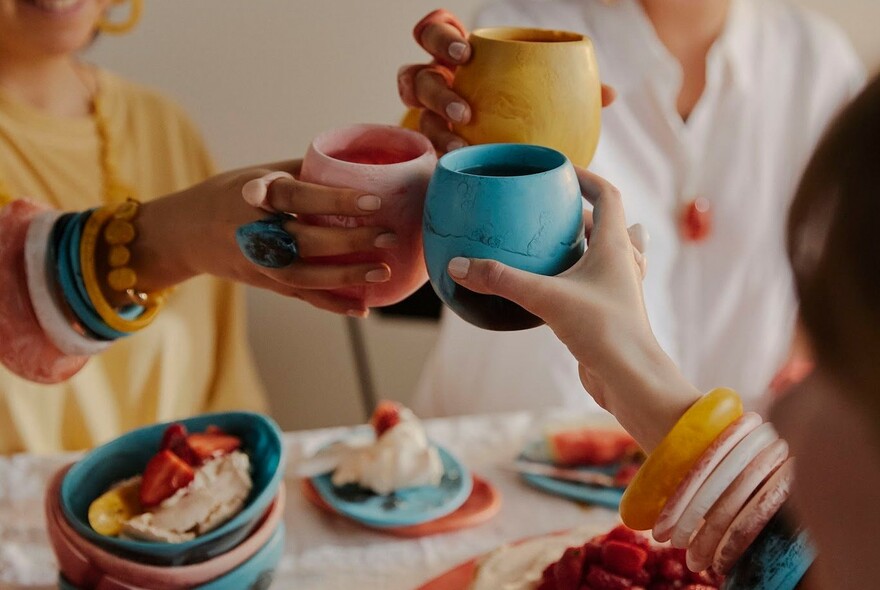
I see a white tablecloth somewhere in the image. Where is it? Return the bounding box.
[0,410,622,590]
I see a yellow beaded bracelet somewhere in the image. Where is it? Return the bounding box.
[80,204,164,333]
[619,388,743,531]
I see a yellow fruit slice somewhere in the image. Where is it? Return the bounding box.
[88,478,143,536]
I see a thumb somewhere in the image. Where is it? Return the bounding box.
[447,257,549,317]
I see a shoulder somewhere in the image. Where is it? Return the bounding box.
[475,0,592,29]
[749,0,864,91]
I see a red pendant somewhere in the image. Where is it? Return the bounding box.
[680,197,712,242]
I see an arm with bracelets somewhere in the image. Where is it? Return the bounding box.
[444,168,800,578]
[0,162,402,384]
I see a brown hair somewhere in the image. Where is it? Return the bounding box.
[787,74,880,424]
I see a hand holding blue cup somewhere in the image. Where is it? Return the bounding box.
[423,144,585,331]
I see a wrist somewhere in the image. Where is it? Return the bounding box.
[125,195,198,293]
[601,335,702,453]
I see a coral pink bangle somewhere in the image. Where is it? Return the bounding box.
[712,457,796,573]
[686,438,790,572]
[0,200,88,383]
[653,412,762,543]
[670,422,779,548]
[25,210,111,357]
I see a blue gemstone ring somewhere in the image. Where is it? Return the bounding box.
[235,215,299,269]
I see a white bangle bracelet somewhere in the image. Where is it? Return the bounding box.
[25,210,111,357]
[670,421,779,548]
[653,412,762,542]
[712,457,796,573]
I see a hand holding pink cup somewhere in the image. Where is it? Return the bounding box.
[300,124,437,308]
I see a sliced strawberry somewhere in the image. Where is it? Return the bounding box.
[159,423,188,450]
[632,568,651,586]
[582,540,604,565]
[602,540,648,578]
[159,423,201,466]
[186,432,241,461]
[584,564,632,589]
[553,546,588,588]
[606,526,649,549]
[370,401,402,437]
[140,450,195,507]
[658,558,687,582]
[204,425,226,435]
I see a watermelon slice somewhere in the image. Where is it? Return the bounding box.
[547,428,640,467]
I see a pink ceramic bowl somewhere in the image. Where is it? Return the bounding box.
[45,464,286,590]
[300,123,437,307]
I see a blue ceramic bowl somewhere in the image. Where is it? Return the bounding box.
[58,522,286,590]
[423,143,585,330]
[60,412,284,566]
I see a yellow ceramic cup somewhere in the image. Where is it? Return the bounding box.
[452,27,602,168]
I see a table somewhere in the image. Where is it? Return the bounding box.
[0,410,622,590]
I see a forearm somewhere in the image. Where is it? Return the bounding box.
[583,332,702,453]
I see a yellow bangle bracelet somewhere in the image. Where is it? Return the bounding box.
[80,206,162,333]
[619,387,743,530]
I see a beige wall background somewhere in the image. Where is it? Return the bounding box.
[88,0,880,431]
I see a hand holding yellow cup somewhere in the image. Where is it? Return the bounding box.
[451,27,603,167]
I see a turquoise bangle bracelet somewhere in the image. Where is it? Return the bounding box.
[56,210,128,341]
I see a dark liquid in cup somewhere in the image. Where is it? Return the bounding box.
[459,164,548,177]
[329,147,415,165]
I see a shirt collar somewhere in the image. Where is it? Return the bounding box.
[590,0,755,96]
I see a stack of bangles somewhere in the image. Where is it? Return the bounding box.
[620,388,802,576]
[0,198,169,383]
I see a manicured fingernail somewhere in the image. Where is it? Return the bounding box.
[365,268,391,283]
[448,42,467,61]
[628,223,649,254]
[357,195,382,211]
[447,257,470,279]
[446,138,467,152]
[446,102,468,123]
[374,233,398,249]
[347,309,368,318]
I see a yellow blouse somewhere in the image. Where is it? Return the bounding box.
[0,69,267,454]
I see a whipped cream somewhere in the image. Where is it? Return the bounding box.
[471,520,621,590]
[328,409,443,495]
[122,451,252,543]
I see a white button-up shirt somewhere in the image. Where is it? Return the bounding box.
[412,0,864,417]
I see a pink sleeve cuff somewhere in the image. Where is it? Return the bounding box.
[0,200,88,383]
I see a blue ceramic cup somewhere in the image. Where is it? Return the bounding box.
[423,143,585,330]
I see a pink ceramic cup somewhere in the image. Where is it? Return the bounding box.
[45,464,286,590]
[300,123,437,307]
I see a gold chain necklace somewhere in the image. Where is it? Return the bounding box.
[0,67,134,208]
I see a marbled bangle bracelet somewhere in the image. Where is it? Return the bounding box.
[686,438,790,572]
[25,210,111,357]
[712,457,796,573]
[653,412,763,542]
[670,421,780,548]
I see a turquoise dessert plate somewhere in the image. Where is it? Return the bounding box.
[310,444,472,528]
